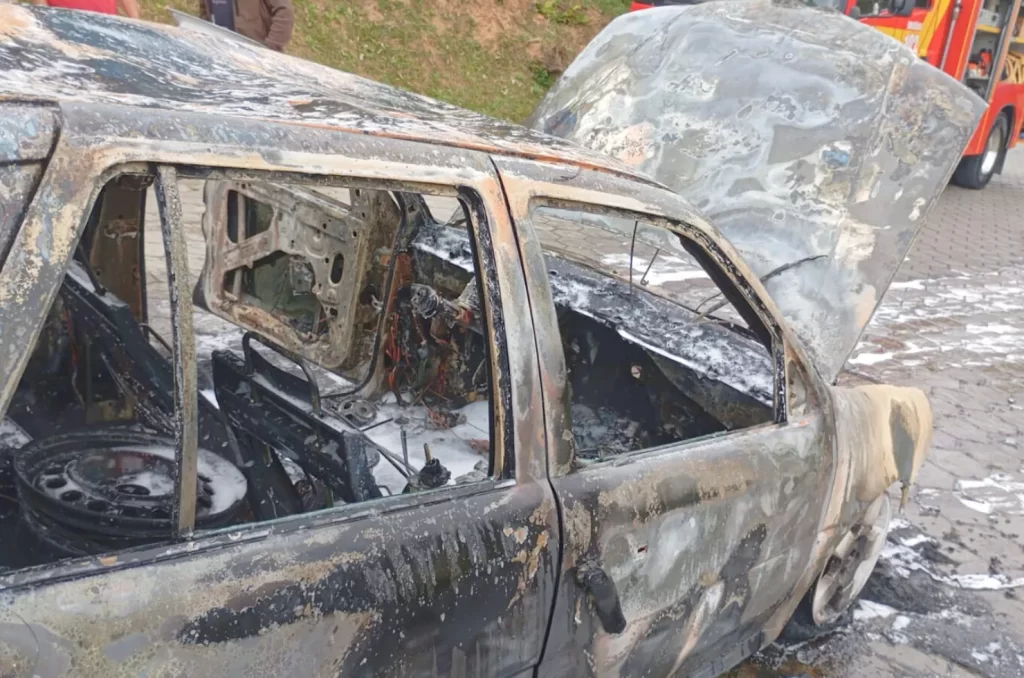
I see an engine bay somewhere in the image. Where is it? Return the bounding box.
[0,175,774,571]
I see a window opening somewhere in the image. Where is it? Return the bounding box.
[529,203,776,463]
[0,169,499,572]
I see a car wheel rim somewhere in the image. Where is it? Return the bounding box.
[811,493,892,626]
[981,123,1004,175]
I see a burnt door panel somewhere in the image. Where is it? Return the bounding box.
[0,478,558,677]
[489,156,834,677]
[541,420,825,677]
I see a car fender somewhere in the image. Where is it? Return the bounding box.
[829,384,933,526]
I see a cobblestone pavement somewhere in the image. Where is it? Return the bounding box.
[140,153,1024,677]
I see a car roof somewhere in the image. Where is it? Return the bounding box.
[0,5,657,184]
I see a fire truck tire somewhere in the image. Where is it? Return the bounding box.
[952,113,1009,190]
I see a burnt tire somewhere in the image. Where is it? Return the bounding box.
[780,494,892,643]
[779,593,853,644]
[952,113,1009,190]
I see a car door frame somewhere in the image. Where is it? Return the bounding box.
[491,156,838,677]
[0,102,558,678]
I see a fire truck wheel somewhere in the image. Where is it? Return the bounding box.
[952,113,1009,190]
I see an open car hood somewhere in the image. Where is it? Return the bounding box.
[169,8,267,48]
[529,0,985,381]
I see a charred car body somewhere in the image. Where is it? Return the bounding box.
[0,3,982,677]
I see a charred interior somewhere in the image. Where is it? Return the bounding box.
[0,173,498,570]
[0,171,774,572]
[415,210,776,462]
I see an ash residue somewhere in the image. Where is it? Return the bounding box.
[571,404,646,459]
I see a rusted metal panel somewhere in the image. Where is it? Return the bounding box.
[197,180,389,370]
[0,5,652,184]
[155,165,199,538]
[57,101,511,191]
[529,0,987,381]
[84,176,149,321]
[537,420,829,677]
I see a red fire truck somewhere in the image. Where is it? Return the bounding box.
[630,0,1024,188]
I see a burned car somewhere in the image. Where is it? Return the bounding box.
[0,2,983,677]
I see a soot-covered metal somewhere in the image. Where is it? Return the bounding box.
[529,0,987,382]
[0,1,973,676]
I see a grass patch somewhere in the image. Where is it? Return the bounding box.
[530,63,556,90]
[535,0,589,25]
[585,0,632,15]
[139,0,631,122]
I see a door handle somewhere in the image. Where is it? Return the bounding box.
[575,562,627,634]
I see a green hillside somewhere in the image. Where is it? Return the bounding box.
[139,0,630,122]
